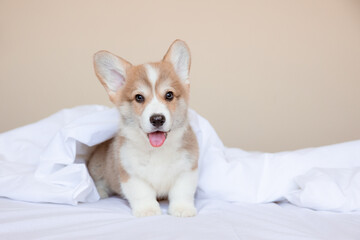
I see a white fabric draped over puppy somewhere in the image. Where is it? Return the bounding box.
[0,105,360,211]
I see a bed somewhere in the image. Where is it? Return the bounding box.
[1,197,360,239]
[1,105,360,239]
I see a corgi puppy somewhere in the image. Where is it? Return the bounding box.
[87,40,199,217]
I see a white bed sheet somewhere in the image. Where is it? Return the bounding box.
[1,197,359,240]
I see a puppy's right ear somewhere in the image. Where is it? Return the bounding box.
[93,51,132,103]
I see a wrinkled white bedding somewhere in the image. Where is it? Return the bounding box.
[286,167,360,212]
[0,197,359,240]
[0,105,360,212]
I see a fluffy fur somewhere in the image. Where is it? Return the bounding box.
[87,40,199,217]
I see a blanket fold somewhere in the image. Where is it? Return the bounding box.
[286,167,360,212]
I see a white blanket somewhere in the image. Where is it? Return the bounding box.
[1,105,359,211]
[286,168,360,212]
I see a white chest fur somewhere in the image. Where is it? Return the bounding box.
[120,140,192,197]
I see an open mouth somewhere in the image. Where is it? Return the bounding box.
[147,131,168,147]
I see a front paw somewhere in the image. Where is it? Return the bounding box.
[132,202,161,217]
[97,189,109,199]
[169,202,197,217]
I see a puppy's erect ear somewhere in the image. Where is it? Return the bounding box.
[163,39,191,83]
[93,51,132,102]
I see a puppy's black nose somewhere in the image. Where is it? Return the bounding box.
[150,114,166,127]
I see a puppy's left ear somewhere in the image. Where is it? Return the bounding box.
[163,39,191,83]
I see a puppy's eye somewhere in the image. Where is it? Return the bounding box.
[165,91,174,101]
[135,94,145,103]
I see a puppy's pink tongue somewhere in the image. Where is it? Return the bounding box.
[148,131,166,147]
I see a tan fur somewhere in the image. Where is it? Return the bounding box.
[154,61,189,112]
[119,65,152,103]
[87,136,130,197]
[182,125,199,170]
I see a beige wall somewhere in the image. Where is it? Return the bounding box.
[1,0,360,152]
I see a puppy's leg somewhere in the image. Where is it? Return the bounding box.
[168,169,198,217]
[95,179,111,199]
[121,177,161,217]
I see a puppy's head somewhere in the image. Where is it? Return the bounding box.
[94,40,191,147]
